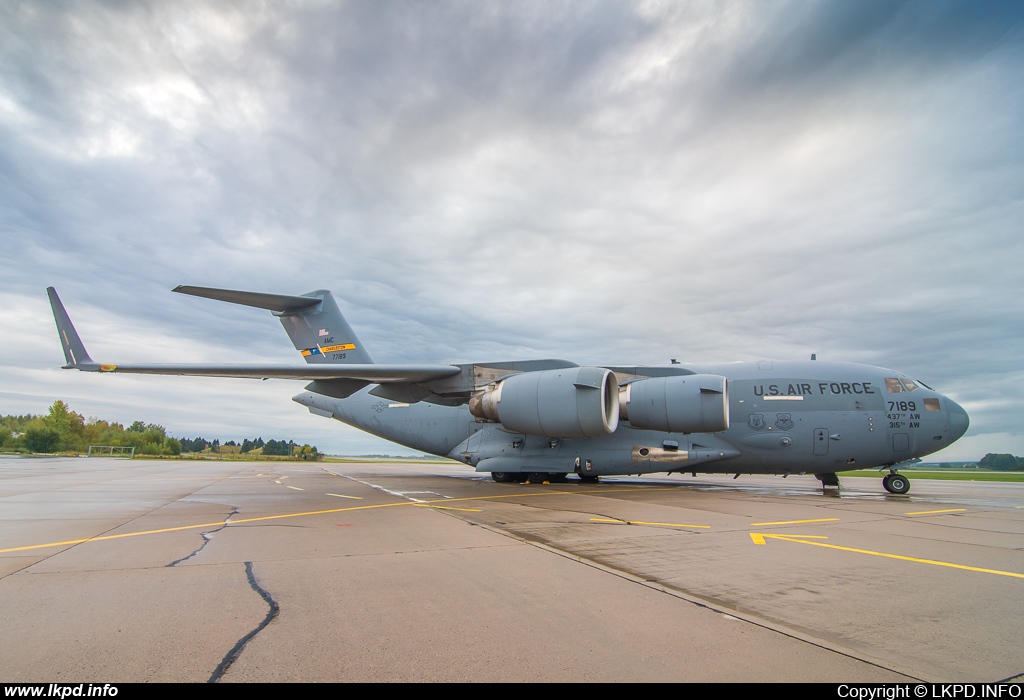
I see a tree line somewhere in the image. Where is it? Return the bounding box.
[1,401,319,458]
[978,453,1024,471]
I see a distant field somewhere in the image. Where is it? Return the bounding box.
[839,470,1024,482]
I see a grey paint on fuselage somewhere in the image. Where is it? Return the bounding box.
[294,359,969,476]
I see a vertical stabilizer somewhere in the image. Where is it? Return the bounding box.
[172,286,373,364]
[276,290,374,365]
[46,287,98,369]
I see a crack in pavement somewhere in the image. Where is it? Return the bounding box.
[167,506,238,567]
[208,561,279,683]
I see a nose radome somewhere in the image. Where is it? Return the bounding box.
[946,398,969,442]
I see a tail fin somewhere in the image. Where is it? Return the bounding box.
[172,286,373,364]
[46,287,98,369]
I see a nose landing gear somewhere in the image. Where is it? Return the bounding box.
[883,472,910,494]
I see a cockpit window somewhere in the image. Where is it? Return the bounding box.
[885,378,904,393]
[924,398,940,412]
[902,379,918,392]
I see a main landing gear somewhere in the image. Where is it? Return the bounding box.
[490,472,569,483]
[882,472,910,494]
[489,472,581,483]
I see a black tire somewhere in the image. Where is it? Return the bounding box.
[491,472,516,483]
[526,472,546,483]
[883,473,910,494]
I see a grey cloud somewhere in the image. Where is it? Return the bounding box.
[1,1,1022,457]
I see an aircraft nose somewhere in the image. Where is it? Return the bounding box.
[946,398,970,442]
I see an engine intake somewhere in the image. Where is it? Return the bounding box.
[468,367,619,437]
[620,374,729,433]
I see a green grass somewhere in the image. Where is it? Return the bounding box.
[839,470,1024,482]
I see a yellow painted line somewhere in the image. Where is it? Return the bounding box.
[326,493,362,500]
[0,521,233,554]
[413,504,483,512]
[749,533,1024,579]
[0,485,670,555]
[905,508,967,516]
[752,518,839,526]
[591,517,710,529]
[274,480,282,484]
[286,485,304,491]
[750,533,827,545]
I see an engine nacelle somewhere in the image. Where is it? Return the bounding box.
[468,367,619,437]
[619,374,729,433]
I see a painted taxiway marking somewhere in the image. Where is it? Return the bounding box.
[751,518,839,526]
[750,533,827,544]
[0,486,667,555]
[904,508,967,516]
[326,493,362,500]
[413,504,483,512]
[590,517,710,529]
[286,485,304,491]
[749,533,1024,579]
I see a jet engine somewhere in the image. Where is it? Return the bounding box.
[468,367,619,437]
[619,374,729,433]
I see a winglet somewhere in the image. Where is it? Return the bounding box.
[46,288,99,370]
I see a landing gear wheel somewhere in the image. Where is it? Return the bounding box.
[526,472,546,483]
[491,472,516,483]
[578,474,600,483]
[883,473,910,494]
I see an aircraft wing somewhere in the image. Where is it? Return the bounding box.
[46,287,460,384]
[82,363,461,382]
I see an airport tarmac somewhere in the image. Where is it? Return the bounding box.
[1,456,1022,683]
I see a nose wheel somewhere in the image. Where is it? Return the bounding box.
[883,472,910,494]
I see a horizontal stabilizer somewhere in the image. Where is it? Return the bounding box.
[172,286,320,312]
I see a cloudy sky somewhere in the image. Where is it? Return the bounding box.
[2,1,1022,459]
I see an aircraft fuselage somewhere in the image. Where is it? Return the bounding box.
[295,360,969,479]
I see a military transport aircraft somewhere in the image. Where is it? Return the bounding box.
[47,286,970,494]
